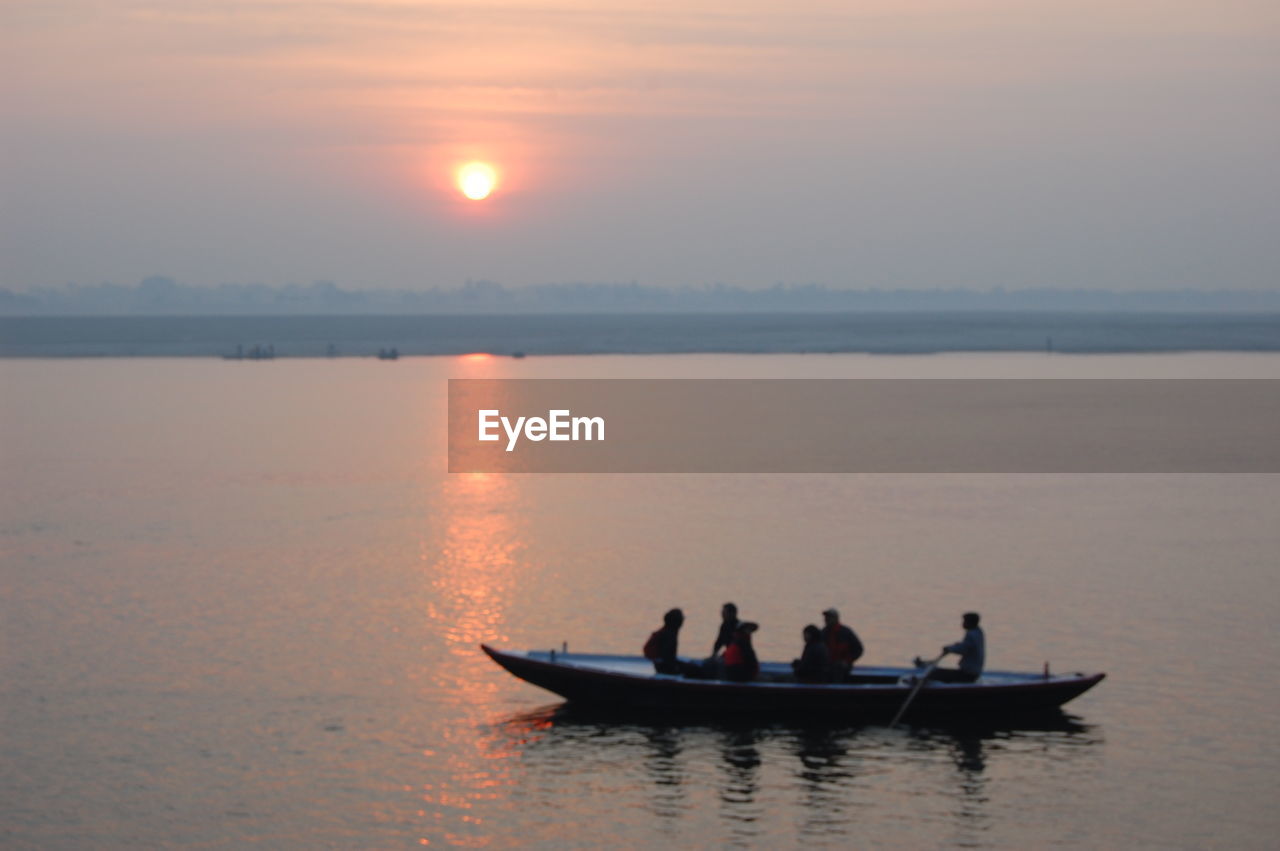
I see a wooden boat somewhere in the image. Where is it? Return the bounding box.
[481,645,1104,720]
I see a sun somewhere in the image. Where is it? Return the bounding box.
[457,161,497,201]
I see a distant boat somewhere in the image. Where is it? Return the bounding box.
[224,344,274,360]
[377,347,400,360]
[512,351,526,359]
[482,645,1104,721]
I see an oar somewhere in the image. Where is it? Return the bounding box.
[890,652,947,728]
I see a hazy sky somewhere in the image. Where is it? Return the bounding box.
[4,0,1278,291]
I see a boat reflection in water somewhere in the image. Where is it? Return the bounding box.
[483,704,1101,844]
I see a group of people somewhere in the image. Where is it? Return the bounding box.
[643,604,985,684]
[643,604,761,681]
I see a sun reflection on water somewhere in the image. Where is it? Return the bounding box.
[424,472,524,656]
[416,468,535,843]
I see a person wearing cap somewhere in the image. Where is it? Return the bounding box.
[722,621,760,682]
[821,608,864,678]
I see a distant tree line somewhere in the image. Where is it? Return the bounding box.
[2,276,1278,315]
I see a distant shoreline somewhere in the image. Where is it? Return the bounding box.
[2,312,1278,358]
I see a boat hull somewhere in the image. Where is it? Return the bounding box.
[482,646,1104,721]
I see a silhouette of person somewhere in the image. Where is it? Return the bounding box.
[712,602,741,657]
[791,624,832,682]
[820,608,864,677]
[644,608,696,676]
[919,612,985,683]
[722,622,760,682]
[932,612,985,683]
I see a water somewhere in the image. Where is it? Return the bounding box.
[2,353,1279,847]
[3,312,1280,357]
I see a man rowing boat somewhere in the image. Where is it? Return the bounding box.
[917,611,985,683]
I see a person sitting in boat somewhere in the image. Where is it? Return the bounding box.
[791,624,832,683]
[711,602,741,658]
[918,611,985,683]
[644,608,697,676]
[821,608,864,677]
[722,622,760,682]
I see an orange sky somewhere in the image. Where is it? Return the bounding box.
[3,0,1278,289]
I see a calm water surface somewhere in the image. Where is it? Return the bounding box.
[2,353,1278,847]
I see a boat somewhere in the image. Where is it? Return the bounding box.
[481,645,1104,721]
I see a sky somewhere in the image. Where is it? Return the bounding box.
[3,0,1278,292]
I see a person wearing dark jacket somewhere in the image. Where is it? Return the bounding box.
[791,624,832,682]
[722,622,760,682]
[821,608,864,676]
[644,608,688,675]
[711,602,741,657]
